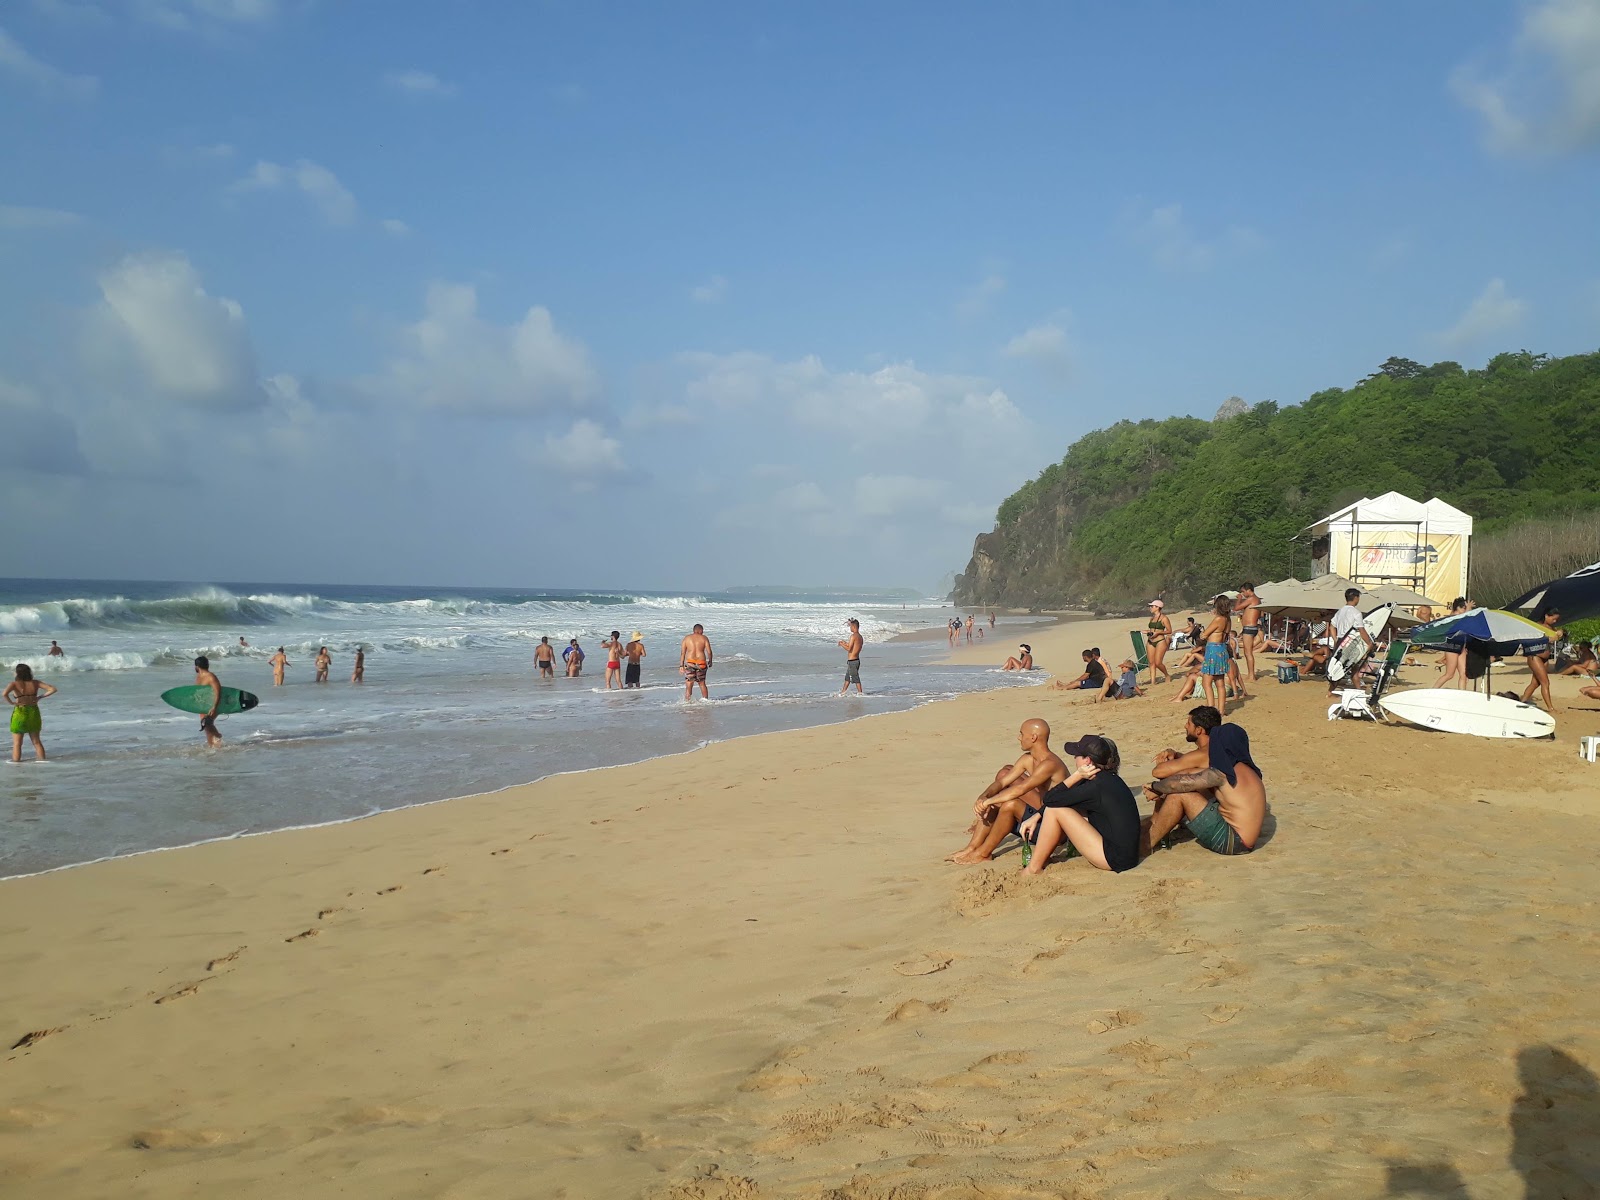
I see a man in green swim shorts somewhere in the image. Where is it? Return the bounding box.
[1138,705,1265,857]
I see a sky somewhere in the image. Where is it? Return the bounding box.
[2,0,1598,594]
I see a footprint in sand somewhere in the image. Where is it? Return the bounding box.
[154,979,211,1004]
[130,1128,230,1151]
[885,998,950,1024]
[205,947,245,971]
[422,866,444,875]
[490,848,513,856]
[1207,1004,1245,1024]
[9,1027,66,1050]
[317,907,344,920]
[285,928,320,943]
[893,954,952,977]
[1086,1009,1144,1034]
[376,885,404,894]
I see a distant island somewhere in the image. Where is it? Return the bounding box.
[723,585,925,600]
[955,349,1600,610]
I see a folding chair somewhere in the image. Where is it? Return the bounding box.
[1130,631,1152,687]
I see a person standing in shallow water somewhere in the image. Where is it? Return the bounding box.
[680,623,712,700]
[839,618,864,695]
[6,664,56,762]
[269,647,289,686]
[623,633,646,689]
[600,631,625,691]
[351,648,365,684]
[315,646,331,683]
[194,656,223,748]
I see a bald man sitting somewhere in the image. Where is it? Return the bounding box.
[946,718,1071,864]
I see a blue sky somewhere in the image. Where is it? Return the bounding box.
[2,0,1597,592]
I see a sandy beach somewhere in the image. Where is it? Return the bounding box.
[4,613,1600,1198]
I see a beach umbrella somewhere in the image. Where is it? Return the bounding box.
[1509,560,1600,623]
[1406,607,1552,693]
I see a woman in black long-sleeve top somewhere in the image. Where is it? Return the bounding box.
[1020,733,1141,874]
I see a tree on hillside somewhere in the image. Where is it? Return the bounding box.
[1368,356,1425,380]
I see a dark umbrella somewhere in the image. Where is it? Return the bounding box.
[1510,560,1600,623]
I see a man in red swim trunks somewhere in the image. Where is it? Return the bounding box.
[600,630,625,690]
[680,623,713,701]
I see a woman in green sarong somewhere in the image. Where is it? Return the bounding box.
[6,663,57,762]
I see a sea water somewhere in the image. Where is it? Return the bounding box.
[0,580,1041,876]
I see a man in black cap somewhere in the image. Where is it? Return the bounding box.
[1141,705,1265,856]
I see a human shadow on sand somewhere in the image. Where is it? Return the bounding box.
[1384,1045,1600,1198]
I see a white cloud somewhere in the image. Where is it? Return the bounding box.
[955,272,1006,318]
[0,26,98,100]
[385,69,456,97]
[380,218,411,237]
[0,204,83,230]
[1002,315,1075,380]
[690,274,729,303]
[675,352,1022,444]
[538,419,625,480]
[1128,203,1262,272]
[774,480,830,514]
[375,282,599,414]
[133,0,278,31]
[1453,0,1600,153]
[1438,278,1528,348]
[232,159,359,225]
[86,251,263,408]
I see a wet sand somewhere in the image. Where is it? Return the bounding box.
[3,615,1598,1197]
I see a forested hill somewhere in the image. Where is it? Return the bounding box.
[954,350,1600,610]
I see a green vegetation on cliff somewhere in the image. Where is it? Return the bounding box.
[956,350,1600,609]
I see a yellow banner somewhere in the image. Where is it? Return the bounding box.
[1332,530,1468,604]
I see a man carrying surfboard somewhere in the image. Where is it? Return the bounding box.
[194,656,223,748]
[1328,588,1374,696]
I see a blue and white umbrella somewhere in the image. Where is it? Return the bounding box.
[1407,607,1551,657]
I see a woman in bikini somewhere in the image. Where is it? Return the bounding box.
[1145,600,1172,683]
[1434,597,1471,689]
[1199,596,1234,715]
[6,663,57,762]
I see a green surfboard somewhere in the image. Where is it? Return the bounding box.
[160,685,260,716]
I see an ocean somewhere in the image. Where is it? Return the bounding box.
[0,579,1041,877]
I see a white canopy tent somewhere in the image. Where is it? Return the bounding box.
[1303,491,1472,604]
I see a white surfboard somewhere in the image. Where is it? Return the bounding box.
[1378,688,1556,739]
[1328,603,1392,684]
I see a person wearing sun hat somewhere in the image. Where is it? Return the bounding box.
[623,631,646,689]
[1144,598,1173,683]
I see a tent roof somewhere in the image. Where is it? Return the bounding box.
[1304,490,1473,536]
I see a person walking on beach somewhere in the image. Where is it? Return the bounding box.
[269,647,289,686]
[1234,583,1262,685]
[1520,607,1564,710]
[1144,600,1172,684]
[1199,596,1233,714]
[1328,588,1372,696]
[535,637,556,679]
[194,655,223,748]
[315,646,332,683]
[680,623,712,700]
[600,631,625,691]
[46,640,64,658]
[624,632,646,688]
[351,647,365,684]
[839,618,864,695]
[6,664,56,762]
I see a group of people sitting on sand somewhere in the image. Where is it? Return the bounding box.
[946,709,1266,872]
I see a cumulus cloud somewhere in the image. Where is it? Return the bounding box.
[0,204,83,230]
[85,251,263,408]
[690,274,729,303]
[380,218,412,237]
[1438,278,1528,348]
[1452,0,1600,153]
[232,159,359,225]
[385,69,456,97]
[1003,315,1075,380]
[375,282,599,414]
[537,419,626,481]
[0,25,98,100]
[674,352,1022,443]
[1128,203,1263,272]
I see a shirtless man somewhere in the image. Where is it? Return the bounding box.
[351,647,365,683]
[269,646,289,686]
[47,640,65,657]
[946,718,1070,864]
[194,655,224,748]
[1234,583,1262,688]
[838,618,864,695]
[534,636,556,679]
[624,632,646,688]
[238,636,249,650]
[600,630,625,691]
[965,615,975,643]
[314,646,331,683]
[1140,705,1265,857]
[680,623,712,700]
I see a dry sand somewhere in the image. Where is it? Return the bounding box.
[3,615,1599,1198]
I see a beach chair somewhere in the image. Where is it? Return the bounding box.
[1327,640,1408,721]
[1130,631,1151,686]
